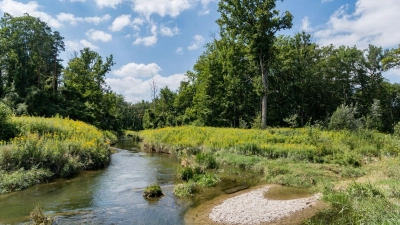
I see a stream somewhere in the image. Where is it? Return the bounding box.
[0,137,190,225]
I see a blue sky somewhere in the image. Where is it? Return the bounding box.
[0,0,399,102]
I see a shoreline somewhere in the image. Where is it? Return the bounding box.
[185,185,328,225]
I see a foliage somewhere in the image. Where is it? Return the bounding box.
[217,0,293,129]
[0,102,16,141]
[0,116,111,192]
[143,184,163,198]
[173,181,196,198]
[0,168,53,194]
[328,104,363,131]
[306,183,400,224]
[30,205,54,225]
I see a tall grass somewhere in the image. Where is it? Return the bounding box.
[0,116,111,193]
[140,126,400,222]
[140,126,400,164]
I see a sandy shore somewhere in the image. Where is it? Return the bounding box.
[185,185,325,225]
[209,186,322,225]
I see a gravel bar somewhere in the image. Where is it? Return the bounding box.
[209,186,322,225]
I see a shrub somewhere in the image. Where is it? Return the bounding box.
[173,181,196,198]
[328,104,363,131]
[30,205,54,225]
[143,184,163,198]
[0,102,16,141]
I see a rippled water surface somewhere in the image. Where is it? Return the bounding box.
[0,137,189,225]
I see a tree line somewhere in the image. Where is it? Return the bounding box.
[0,13,131,131]
[2,0,400,133]
[141,0,400,133]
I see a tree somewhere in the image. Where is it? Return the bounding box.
[217,0,293,129]
[382,45,400,70]
[62,48,115,129]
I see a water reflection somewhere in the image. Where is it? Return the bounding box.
[0,137,188,225]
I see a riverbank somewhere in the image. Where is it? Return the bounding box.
[0,116,115,193]
[139,126,400,223]
[185,184,328,225]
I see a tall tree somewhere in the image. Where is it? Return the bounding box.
[217,0,293,129]
[62,48,115,129]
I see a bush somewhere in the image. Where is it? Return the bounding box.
[328,104,363,131]
[143,184,163,198]
[30,205,54,225]
[0,102,16,141]
[173,181,196,198]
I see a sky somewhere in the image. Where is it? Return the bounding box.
[0,0,400,103]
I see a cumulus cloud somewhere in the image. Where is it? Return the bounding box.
[176,47,183,54]
[86,29,112,42]
[300,16,313,32]
[160,25,179,37]
[132,0,193,18]
[57,13,111,25]
[187,35,205,50]
[65,39,99,51]
[110,14,132,32]
[130,0,216,18]
[133,24,158,46]
[314,0,400,48]
[95,0,123,8]
[113,62,162,77]
[106,73,185,102]
[0,0,62,28]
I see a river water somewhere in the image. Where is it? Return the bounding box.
[0,137,190,225]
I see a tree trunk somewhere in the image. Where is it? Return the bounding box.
[53,55,57,93]
[260,55,268,129]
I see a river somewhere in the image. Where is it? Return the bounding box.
[0,137,190,225]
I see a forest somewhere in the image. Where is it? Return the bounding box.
[1,7,400,134]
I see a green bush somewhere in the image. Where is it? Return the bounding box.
[328,104,363,131]
[143,184,163,198]
[173,181,196,198]
[0,102,16,141]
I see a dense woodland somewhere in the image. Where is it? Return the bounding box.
[1,0,400,133]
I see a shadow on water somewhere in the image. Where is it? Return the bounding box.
[0,136,190,225]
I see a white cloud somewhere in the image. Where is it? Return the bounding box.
[65,39,99,51]
[314,0,400,48]
[133,24,158,46]
[106,73,185,102]
[57,13,110,25]
[187,35,205,50]
[95,0,123,8]
[300,16,313,32]
[0,0,62,28]
[113,62,162,77]
[160,25,179,37]
[176,47,183,54]
[133,35,158,46]
[132,0,193,18]
[86,29,112,42]
[110,14,131,32]
[70,0,85,2]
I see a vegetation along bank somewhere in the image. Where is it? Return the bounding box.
[139,123,400,224]
[0,103,117,193]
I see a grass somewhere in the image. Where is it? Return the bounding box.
[0,116,112,193]
[139,126,400,222]
[143,184,163,198]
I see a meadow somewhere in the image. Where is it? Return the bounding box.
[139,126,400,224]
[0,116,116,193]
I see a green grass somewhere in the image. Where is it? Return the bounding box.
[140,126,400,222]
[0,116,112,193]
[143,184,163,198]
